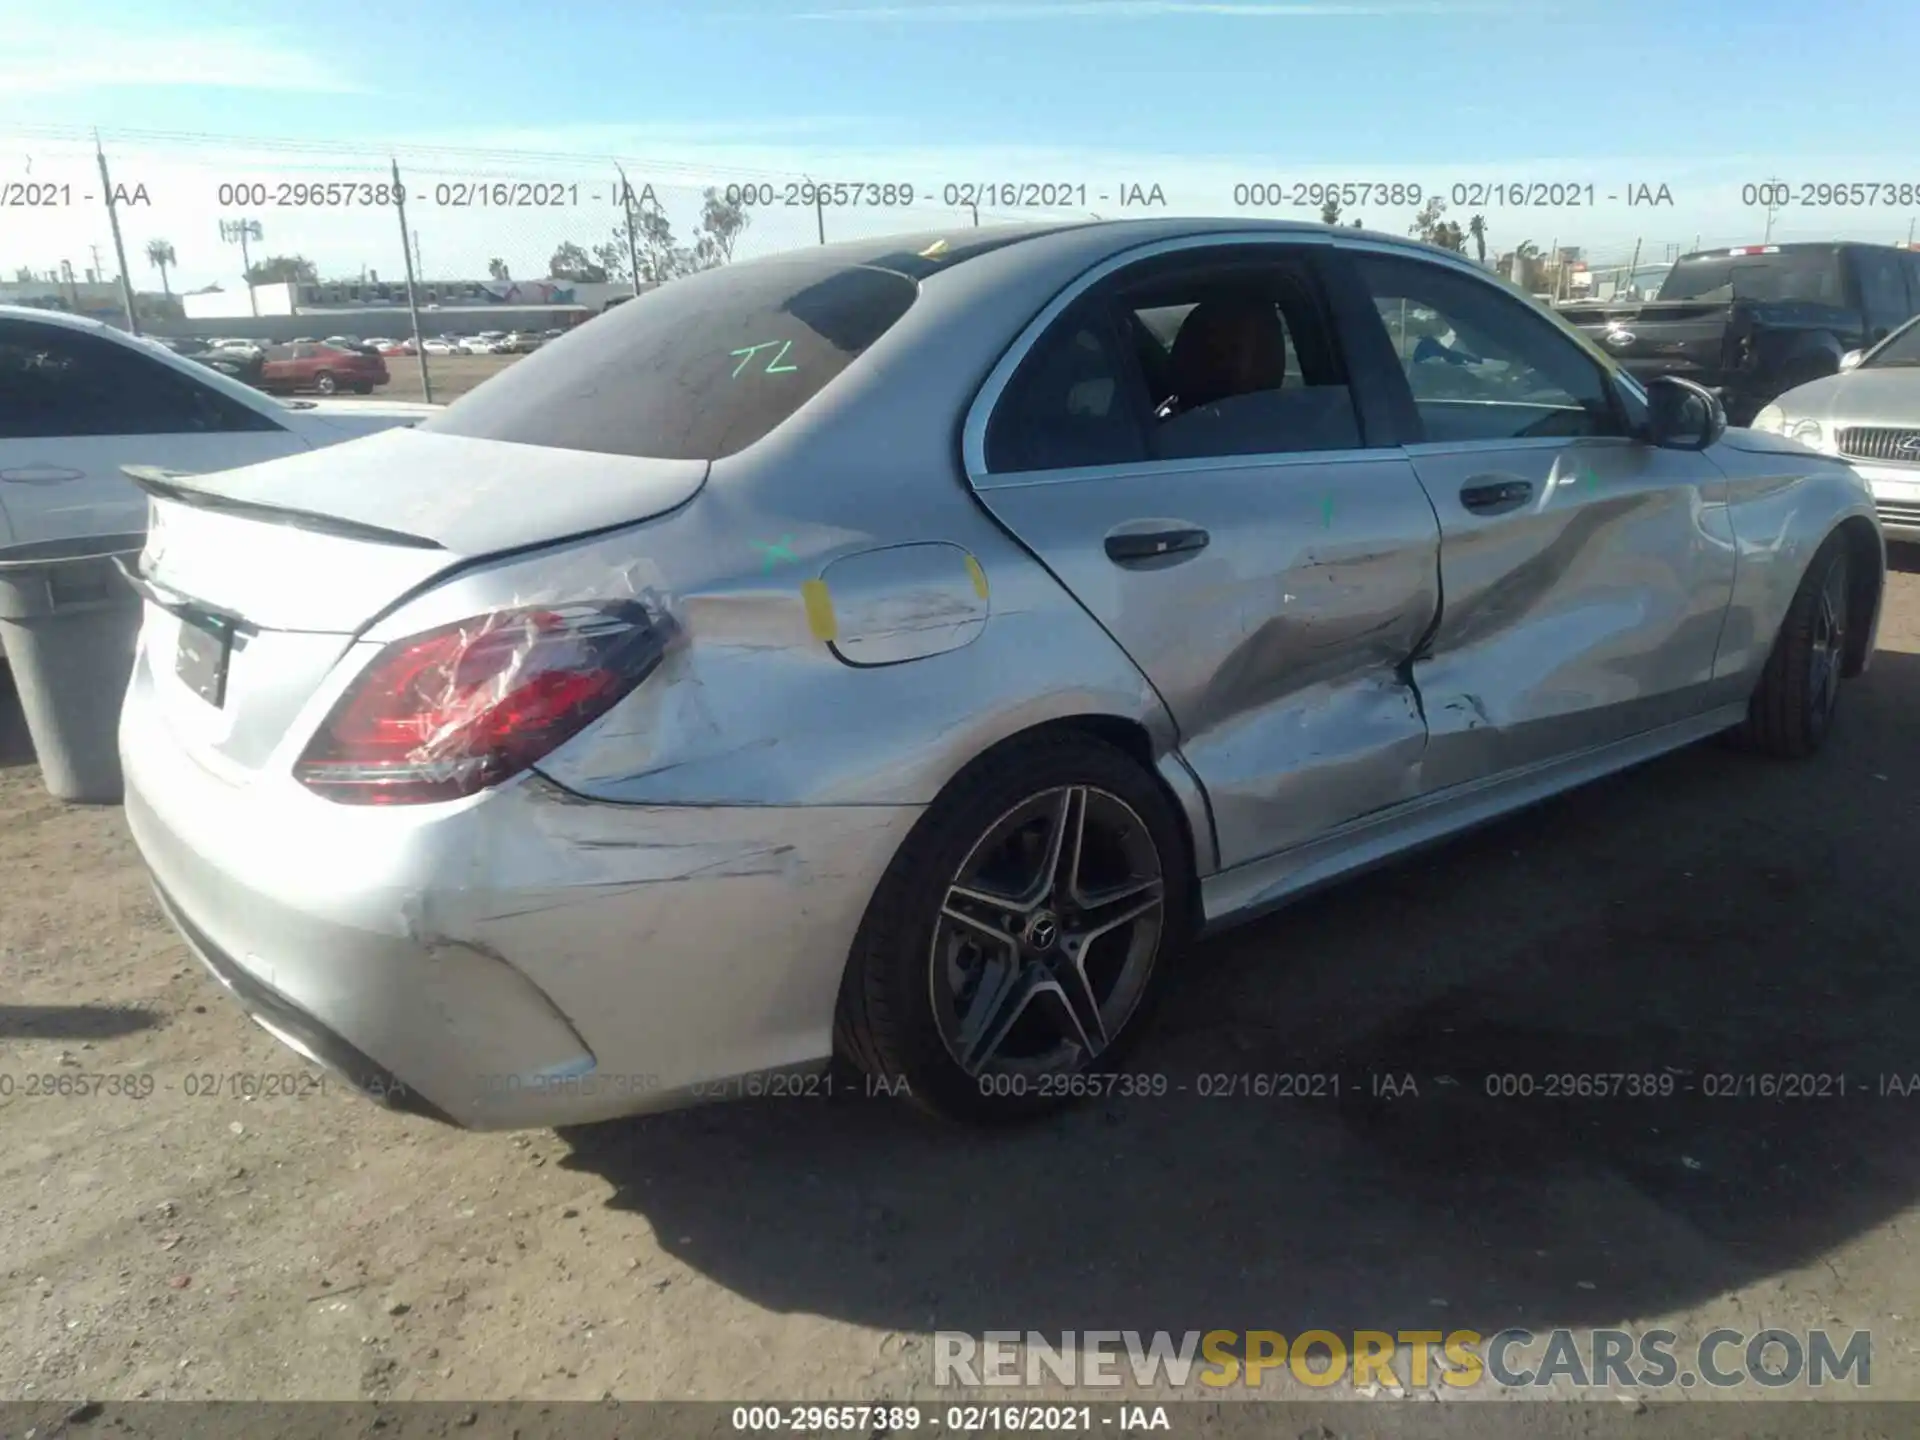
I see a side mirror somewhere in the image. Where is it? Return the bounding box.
[1644,375,1726,450]
[1839,349,1865,372]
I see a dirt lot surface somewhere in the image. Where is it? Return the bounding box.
[2,548,1918,1413]
[380,353,520,404]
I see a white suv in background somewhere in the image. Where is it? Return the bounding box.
[0,307,440,548]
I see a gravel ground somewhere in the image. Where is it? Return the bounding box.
[1,547,1916,1411]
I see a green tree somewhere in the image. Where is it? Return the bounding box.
[1467,213,1488,263]
[1319,197,1341,227]
[632,205,692,283]
[691,187,749,269]
[145,238,177,296]
[1409,196,1453,247]
[487,257,510,281]
[546,242,606,284]
[593,238,631,283]
[243,254,317,284]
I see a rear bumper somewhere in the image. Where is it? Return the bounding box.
[120,667,923,1130]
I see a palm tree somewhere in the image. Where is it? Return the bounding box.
[1468,214,1488,264]
[145,239,177,297]
[487,257,510,281]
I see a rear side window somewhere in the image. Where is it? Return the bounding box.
[424,260,918,460]
[1657,250,1844,305]
[0,321,281,439]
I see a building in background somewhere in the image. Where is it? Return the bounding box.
[172,275,652,342]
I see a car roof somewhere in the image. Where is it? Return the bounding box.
[0,303,133,334]
[717,217,1475,291]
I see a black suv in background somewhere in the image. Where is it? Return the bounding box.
[1558,242,1920,424]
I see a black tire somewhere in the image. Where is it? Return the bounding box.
[352,382,373,395]
[1734,533,1851,758]
[313,371,337,395]
[835,732,1192,1123]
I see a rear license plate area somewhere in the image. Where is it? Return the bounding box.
[175,612,234,708]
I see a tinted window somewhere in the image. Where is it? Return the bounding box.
[1354,254,1624,443]
[1657,249,1845,305]
[985,311,1145,473]
[425,259,918,460]
[986,249,1362,473]
[1854,249,1913,333]
[0,322,281,439]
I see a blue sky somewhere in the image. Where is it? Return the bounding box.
[4,0,1919,287]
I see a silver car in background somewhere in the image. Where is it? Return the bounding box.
[1754,314,1920,541]
[118,220,1886,1133]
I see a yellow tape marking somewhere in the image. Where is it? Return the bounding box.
[964,554,989,601]
[801,579,838,642]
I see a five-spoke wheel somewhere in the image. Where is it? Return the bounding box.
[836,733,1189,1121]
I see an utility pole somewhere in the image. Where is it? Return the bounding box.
[60,259,79,311]
[616,164,643,295]
[390,159,434,403]
[95,133,140,335]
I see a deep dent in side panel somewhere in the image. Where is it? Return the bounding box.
[526,526,1178,811]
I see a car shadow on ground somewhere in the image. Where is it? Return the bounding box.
[566,644,1920,1342]
[0,666,34,769]
[0,1003,160,1041]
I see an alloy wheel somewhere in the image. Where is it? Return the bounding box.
[1809,557,1848,722]
[927,785,1165,1079]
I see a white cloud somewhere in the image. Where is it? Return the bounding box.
[797,1,1505,19]
[0,26,360,95]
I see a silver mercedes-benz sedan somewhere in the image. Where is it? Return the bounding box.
[1753,313,1920,543]
[118,219,1886,1130]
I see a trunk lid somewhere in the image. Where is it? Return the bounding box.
[124,429,707,778]
[132,426,707,631]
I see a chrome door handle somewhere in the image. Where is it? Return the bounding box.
[1104,527,1210,565]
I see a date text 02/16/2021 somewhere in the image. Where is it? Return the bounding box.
[1228,180,1677,210]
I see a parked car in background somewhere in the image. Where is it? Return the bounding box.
[1754,310,1920,542]
[1558,242,1920,425]
[150,337,265,386]
[0,306,437,548]
[459,332,509,355]
[259,341,389,396]
[112,221,1884,1134]
[421,337,459,356]
[502,331,545,354]
[371,337,417,356]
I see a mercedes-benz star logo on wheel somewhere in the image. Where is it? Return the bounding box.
[1025,914,1060,952]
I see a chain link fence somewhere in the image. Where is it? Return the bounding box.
[6,129,1918,402]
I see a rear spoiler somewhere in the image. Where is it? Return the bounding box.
[121,464,445,551]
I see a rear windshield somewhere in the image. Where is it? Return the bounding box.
[1657,249,1844,305]
[423,258,919,460]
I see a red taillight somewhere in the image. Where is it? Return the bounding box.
[294,601,669,805]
